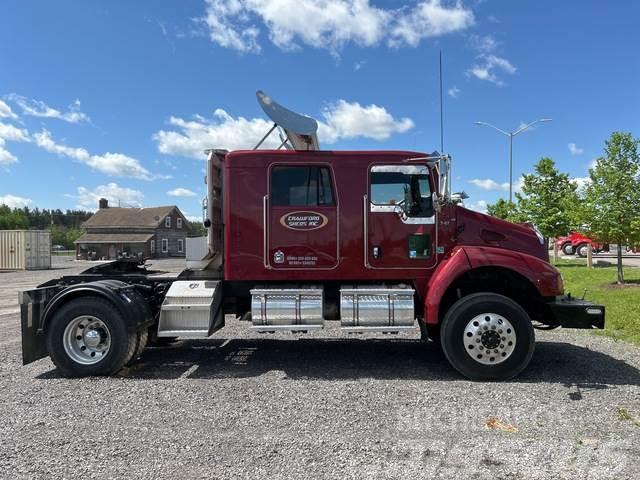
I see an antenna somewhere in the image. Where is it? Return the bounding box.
[255,91,320,151]
[439,50,444,154]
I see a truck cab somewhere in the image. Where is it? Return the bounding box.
[19,92,605,381]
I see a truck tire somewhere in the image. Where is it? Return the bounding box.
[440,293,535,381]
[147,327,179,347]
[561,242,574,255]
[576,243,589,258]
[126,328,149,367]
[46,297,137,378]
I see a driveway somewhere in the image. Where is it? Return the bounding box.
[1,258,639,479]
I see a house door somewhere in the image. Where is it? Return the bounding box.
[267,164,339,269]
[366,164,437,270]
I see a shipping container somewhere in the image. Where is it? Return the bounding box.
[0,230,51,270]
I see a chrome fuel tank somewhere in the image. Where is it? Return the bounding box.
[340,286,415,327]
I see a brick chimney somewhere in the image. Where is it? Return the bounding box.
[99,198,109,209]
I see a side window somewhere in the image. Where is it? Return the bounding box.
[177,218,182,229]
[178,238,184,253]
[162,239,168,253]
[165,216,171,228]
[150,240,155,253]
[271,166,335,206]
[370,165,433,217]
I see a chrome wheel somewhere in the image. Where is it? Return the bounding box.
[63,315,111,365]
[463,313,517,365]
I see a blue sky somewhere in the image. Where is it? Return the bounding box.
[1,0,639,218]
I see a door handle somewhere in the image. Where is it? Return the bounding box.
[373,246,382,260]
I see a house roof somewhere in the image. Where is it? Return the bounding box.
[74,233,154,244]
[82,206,182,228]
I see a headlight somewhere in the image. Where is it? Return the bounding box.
[532,225,545,245]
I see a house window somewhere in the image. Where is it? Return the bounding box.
[178,238,184,253]
[177,218,182,229]
[150,240,155,253]
[162,238,168,253]
[165,216,171,228]
[271,166,335,206]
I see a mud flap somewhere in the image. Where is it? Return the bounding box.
[20,287,58,365]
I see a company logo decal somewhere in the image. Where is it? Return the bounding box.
[279,211,328,231]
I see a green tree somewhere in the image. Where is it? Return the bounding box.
[515,157,578,240]
[580,132,640,284]
[0,205,29,229]
[190,221,207,237]
[486,199,520,222]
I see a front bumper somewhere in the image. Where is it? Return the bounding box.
[545,296,605,329]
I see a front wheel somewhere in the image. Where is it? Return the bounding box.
[561,242,574,256]
[46,297,137,378]
[440,293,535,381]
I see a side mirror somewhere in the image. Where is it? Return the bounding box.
[393,204,408,221]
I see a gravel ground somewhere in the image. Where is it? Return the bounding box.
[1,258,639,479]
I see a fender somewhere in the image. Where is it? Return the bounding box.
[41,280,154,334]
[424,245,563,325]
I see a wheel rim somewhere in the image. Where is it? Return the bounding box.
[63,315,111,365]
[463,313,517,365]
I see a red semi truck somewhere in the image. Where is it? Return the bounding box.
[19,93,605,381]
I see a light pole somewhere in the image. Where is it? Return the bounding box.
[474,118,552,203]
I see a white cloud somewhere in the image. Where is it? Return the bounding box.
[389,0,476,47]
[0,143,17,165]
[464,199,488,213]
[0,100,18,119]
[34,129,154,180]
[154,100,414,158]
[468,177,523,192]
[468,54,516,86]
[0,194,33,209]
[469,34,497,53]
[167,187,197,197]
[6,94,90,124]
[201,0,474,54]
[0,122,29,143]
[568,142,584,155]
[154,110,277,158]
[69,183,144,211]
[319,100,414,142]
[0,122,30,165]
[468,178,509,191]
[447,86,460,98]
[571,176,591,190]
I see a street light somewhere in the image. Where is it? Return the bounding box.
[474,118,552,203]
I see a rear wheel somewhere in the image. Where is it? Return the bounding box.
[440,293,535,381]
[561,242,574,255]
[576,243,589,258]
[47,297,136,378]
[126,328,149,367]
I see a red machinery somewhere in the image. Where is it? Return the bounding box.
[555,232,608,257]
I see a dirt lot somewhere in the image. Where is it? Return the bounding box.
[1,258,639,479]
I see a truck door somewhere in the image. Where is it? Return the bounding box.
[366,164,437,270]
[267,164,339,269]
